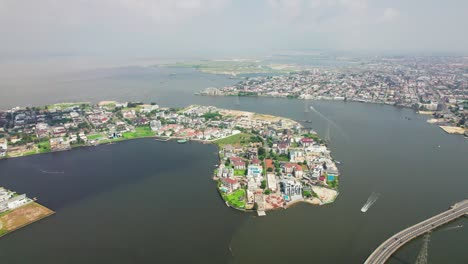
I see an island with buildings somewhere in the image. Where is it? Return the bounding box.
[197,56,468,137]
[0,101,340,218]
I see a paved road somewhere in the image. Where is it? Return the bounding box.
[364,200,468,264]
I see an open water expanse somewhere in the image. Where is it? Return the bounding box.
[0,66,467,263]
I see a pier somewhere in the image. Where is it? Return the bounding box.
[364,200,468,264]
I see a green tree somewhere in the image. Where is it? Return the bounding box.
[258,147,266,157]
[302,190,312,198]
[260,180,267,189]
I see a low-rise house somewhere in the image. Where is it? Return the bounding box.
[290,149,305,163]
[50,137,71,151]
[222,144,235,158]
[217,164,234,178]
[267,173,278,192]
[283,163,295,174]
[232,159,246,170]
[246,147,258,159]
[250,158,261,166]
[247,164,263,178]
[0,138,7,157]
[52,126,67,137]
[276,142,289,155]
[122,110,136,119]
[300,137,315,147]
[36,123,50,138]
[140,104,159,114]
[220,177,240,192]
[265,159,274,171]
[7,194,30,210]
[293,164,304,178]
[150,120,162,131]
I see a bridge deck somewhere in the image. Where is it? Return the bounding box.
[364,200,468,264]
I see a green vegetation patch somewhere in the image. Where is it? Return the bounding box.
[23,150,37,156]
[37,141,51,153]
[87,134,104,140]
[302,133,321,141]
[214,133,251,146]
[122,126,155,139]
[202,112,222,120]
[45,102,90,110]
[223,189,246,209]
[234,169,246,176]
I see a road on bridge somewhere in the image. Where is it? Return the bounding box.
[364,200,468,264]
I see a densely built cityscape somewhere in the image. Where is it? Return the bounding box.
[200,56,468,136]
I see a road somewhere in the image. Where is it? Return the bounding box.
[364,200,468,264]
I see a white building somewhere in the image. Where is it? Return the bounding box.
[267,173,277,192]
[7,194,31,210]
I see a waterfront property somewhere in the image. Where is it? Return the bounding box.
[0,187,54,237]
[0,102,340,216]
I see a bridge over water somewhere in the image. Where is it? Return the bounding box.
[364,200,468,264]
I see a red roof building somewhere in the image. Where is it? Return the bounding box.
[265,159,274,170]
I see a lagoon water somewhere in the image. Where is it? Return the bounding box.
[0,67,467,263]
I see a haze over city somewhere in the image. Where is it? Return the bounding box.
[1,0,468,57]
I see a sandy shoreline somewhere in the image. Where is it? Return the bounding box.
[439,126,466,134]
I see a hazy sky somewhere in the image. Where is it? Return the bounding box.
[1,0,468,57]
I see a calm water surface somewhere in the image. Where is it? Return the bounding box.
[0,67,467,263]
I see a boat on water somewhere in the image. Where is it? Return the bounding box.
[177,139,188,144]
[361,192,380,212]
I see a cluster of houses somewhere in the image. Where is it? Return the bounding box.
[0,102,161,157]
[0,103,299,158]
[0,187,31,213]
[215,118,340,211]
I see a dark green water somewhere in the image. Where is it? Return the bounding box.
[0,67,467,263]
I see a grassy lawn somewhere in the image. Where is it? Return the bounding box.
[122,126,155,139]
[303,133,321,142]
[275,154,289,162]
[223,189,246,209]
[214,133,251,146]
[37,141,51,153]
[45,102,90,110]
[87,134,104,140]
[234,169,246,176]
[23,150,37,156]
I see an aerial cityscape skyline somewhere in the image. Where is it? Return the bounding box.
[0,1,467,263]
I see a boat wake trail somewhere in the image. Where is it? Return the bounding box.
[39,169,65,174]
[441,225,463,232]
[309,105,349,141]
[361,192,380,212]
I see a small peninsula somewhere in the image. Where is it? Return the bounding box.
[0,101,339,219]
[0,187,54,237]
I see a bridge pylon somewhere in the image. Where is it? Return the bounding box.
[415,232,431,264]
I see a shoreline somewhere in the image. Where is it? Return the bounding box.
[1,102,341,216]
[196,94,467,137]
[0,202,55,238]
